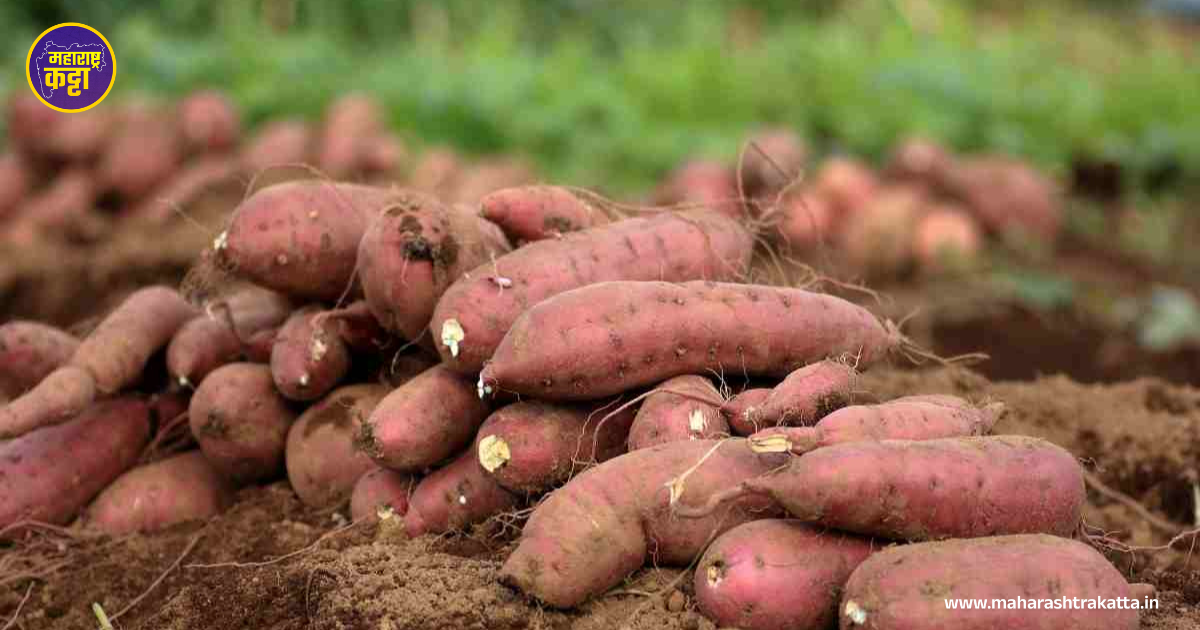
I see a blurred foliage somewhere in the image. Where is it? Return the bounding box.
[2,0,1199,193]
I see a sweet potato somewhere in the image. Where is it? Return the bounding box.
[178,90,241,153]
[500,438,787,608]
[731,360,856,434]
[943,156,1061,241]
[627,375,727,450]
[127,156,241,222]
[323,300,390,354]
[476,400,636,493]
[215,181,397,300]
[407,147,464,198]
[85,450,234,535]
[812,157,879,217]
[839,534,1152,630]
[358,364,490,472]
[479,185,605,243]
[884,136,953,184]
[99,114,184,200]
[21,168,97,230]
[0,152,31,219]
[239,119,313,172]
[189,363,296,483]
[6,93,59,153]
[654,159,742,218]
[317,93,383,178]
[0,367,95,439]
[838,185,925,277]
[432,209,754,374]
[42,110,114,161]
[167,287,293,387]
[912,204,983,272]
[741,128,808,198]
[696,520,875,630]
[362,133,408,176]
[404,440,521,537]
[722,388,771,434]
[286,384,388,508]
[271,306,352,401]
[0,398,151,536]
[242,326,279,363]
[0,321,79,398]
[357,190,513,341]
[686,435,1084,541]
[749,395,1002,455]
[774,192,838,250]
[450,159,537,205]
[350,467,419,523]
[481,281,898,401]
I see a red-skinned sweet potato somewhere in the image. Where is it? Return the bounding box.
[741,128,808,199]
[215,181,398,300]
[684,435,1084,541]
[839,534,1153,630]
[654,159,742,218]
[884,136,953,184]
[189,362,296,483]
[479,185,605,243]
[0,398,151,537]
[316,93,383,178]
[178,90,241,153]
[696,520,875,630]
[481,281,898,401]
[350,467,419,523]
[432,210,754,374]
[627,375,727,450]
[732,360,856,434]
[812,157,880,217]
[838,185,925,277]
[500,438,787,608]
[407,147,464,198]
[358,364,490,472]
[721,388,771,434]
[0,321,79,399]
[362,133,408,176]
[0,152,33,219]
[773,192,838,250]
[98,114,184,200]
[403,438,520,538]
[357,191,512,341]
[286,383,388,508]
[912,204,984,272]
[239,119,313,172]
[943,156,1061,242]
[749,395,1002,455]
[127,156,241,222]
[167,287,292,388]
[476,400,636,494]
[271,306,352,401]
[449,159,537,205]
[20,168,97,231]
[85,450,234,535]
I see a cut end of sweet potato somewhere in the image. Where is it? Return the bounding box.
[477,375,495,400]
[843,599,869,626]
[478,435,511,473]
[748,434,791,454]
[705,561,725,587]
[441,318,464,358]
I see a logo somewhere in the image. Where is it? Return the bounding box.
[26,23,116,113]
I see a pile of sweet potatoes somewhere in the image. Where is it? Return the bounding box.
[0,128,1139,630]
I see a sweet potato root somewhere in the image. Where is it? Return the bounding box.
[481,281,898,401]
[0,321,79,398]
[286,384,388,508]
[350,468,419,523]
[731,360,856,434]
[500,438,786,608]
[840,534,1152,630]
[403,440,520,537]
[357,190,512,341]
[85,450,234,535]
[696,520,875,630]
[476,400,636,494]
[358,364,491,472]
[189,363,296,483]
[178,90,241,153]
[627,375,727,450]
[479,185,605,243]
[271,306,352,401]
[167,287,292,387]
[0,398,151,536]
[432,210,754,374]
[684,435,1083,541]
[749,395,1002,455]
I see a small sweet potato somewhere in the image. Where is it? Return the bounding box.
[654,159,742,218]
[362,133,408,176]
[838,185,925,277]
[167,287,293,387]
[21,168,97,231]
[481,281,898,401]
[812,157,879,217]
[696,520,875,630]
[432,209,754,374]
[731,360,856,434]
[404,441,521,537]
[749,395,1001,455]
[773,192,838,250]
[884,136,953,184]
[0,321,79,398]
[178,90,241,153]
[476,400,637,494]
[0,398,151,536]
[239,119,313,172]
[271,306,352,401]
[98,114,184,200]
[0,366,95,439]
[85,450,234,535]
[840,534,1152,630]
[741,128,808,198]
[322,300,390,354]
[215,181,398,300]
[286,384,388,508]
[627,375,727,450]
[500,438,787,608]
[358,364,491,472]
[912,204,983,272]
[479,185,605,243]
[127,156,241,222]
[189,362,296,483]
[42,109,114,160]
[0,152,32,219]
[722,388,771,434]
[943,156,1061,241]
[350,467,419,523]
[317,93,383,178]
[357,190,512,341]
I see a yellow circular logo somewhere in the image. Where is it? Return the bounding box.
[25,23,116,113]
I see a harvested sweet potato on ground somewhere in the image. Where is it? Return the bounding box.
[479,185,605,243]
[696,520,875,630]
[127,156,241,222]
[316,93,383,178]
[20,168,97,231]
[271,306,352,402]
[500,438,786,608]
[403,439,520,538]
[350,468,419,523]
[884,136,953,184]
[740,128,808,199]
[239,120,313,172]
[406,147,464,198]
[189,363,296,483]
[943,155,1062,241]
[730,360,856,434]
[362,133,408,176]
[449,159,537,205]
[481,281,897,401]
[838,185,925,277]
[654,159,742,218]
[178,90,241,153]
[627,375,727,450]
[812,157,879,217]
[432,210,754,374]
[721,388,771,432]
[0,398,151,537]
[0,321,79,399]
[773,192,838,250]
[286,384,388,508]
[167,287,292,388]
[912,204,983,272]
[98,114,184,200]
[85,450,234,535]
[840,534,1153,630]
